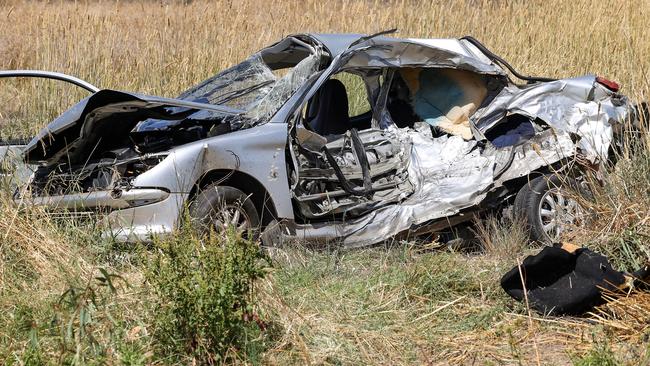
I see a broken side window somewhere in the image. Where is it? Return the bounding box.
[386,71,420,129]
[332,72,372,118]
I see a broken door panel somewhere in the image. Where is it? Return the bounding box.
[293,127,413,219]
[492,129,576,185]
[294,127,496,248]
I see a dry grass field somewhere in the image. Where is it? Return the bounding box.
[1,0,650,364]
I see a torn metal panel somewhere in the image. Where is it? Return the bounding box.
[407,38,495,65]
[492,129,576,185]
[293,125,495,247]
[339,38,505,76]
[290,125,578,248]
[398,128,495,221]
[472,75,629,163]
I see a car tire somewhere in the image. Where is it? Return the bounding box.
[514,175,584,244]
[189,184,260,240]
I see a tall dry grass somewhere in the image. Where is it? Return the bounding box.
[1,0,650,136]
[472,214,529,259]
[0,196,91,294]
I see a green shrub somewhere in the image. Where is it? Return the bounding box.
[145,226,270,363]
[51,268,128,364]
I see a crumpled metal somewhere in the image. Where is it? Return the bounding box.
[293,41,632,247]
[472,75,629,163]
[303,126,496,248]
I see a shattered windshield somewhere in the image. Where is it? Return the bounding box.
[134,52,320,132]
[177,53,277,110]
[245,53,320,121]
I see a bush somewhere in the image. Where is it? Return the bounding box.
[145,225,270,363]
[2,267,136,364]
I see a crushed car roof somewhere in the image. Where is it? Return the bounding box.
[305,33,500,72]
[307,33,486,59]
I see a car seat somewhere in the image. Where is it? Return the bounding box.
[307,79,350,136]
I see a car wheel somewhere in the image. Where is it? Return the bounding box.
[189,184,260,240]
[514,175,585,244]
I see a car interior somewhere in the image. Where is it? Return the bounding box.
[304,77,373,137]
[300,66,535,148]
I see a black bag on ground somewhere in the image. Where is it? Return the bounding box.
[500,245,626,315]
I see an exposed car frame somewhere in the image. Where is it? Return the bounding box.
[0,32,633,247]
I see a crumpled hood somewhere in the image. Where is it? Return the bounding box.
[24,89,239,164]
[472,75,630,162]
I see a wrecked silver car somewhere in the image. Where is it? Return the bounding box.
[0,33,633,247]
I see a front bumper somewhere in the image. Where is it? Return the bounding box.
[18,188,170,210]
[100,191,184,242]
[17,188,184,243]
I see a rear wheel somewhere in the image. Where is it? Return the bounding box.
[189,184,260,240]
[514,175,584,244]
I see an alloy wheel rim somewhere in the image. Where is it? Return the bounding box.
[538,188,581,242]
[211,204,252,235]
